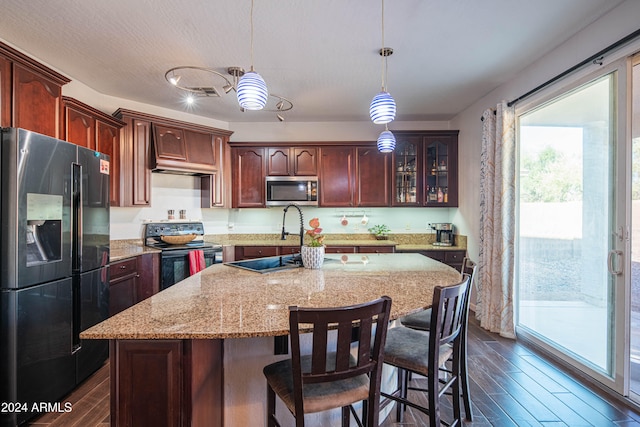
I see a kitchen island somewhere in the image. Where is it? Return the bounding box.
[81,253,461,427]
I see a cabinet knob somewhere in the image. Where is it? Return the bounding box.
[120,265,126,269]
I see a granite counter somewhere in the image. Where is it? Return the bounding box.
[82,253,461,340]
[81,253,462,427]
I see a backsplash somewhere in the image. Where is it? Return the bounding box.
[110,173,459,240]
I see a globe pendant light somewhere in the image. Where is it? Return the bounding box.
[370,0,395,124]
[237,0,268,110]
[237,69,268,110]
[377,125,396,153]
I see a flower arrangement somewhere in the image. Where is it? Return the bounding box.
[305,218,325,247]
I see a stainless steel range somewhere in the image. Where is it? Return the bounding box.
[144,222,222,289]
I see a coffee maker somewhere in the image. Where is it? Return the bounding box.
[430,223,454,246]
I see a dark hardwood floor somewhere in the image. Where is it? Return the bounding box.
[27,316,640,426]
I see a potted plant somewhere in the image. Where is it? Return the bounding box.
[301,218,325,269]
[368,224,391,240]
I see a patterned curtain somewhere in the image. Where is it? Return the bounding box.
[477,101,516,339]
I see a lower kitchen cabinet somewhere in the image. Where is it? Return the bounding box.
[111,339,223,427]
[234,245,278,260]
[398,249,466,270]
[233,244,395,259]
[358,245,395,254]
[109,253,159,316]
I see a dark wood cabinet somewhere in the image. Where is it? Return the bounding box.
[12,63,64,139]
[109,254,160,316]
[109,258,138,316]
[234,245,395,258]
[151,125,224,175]
[318,146,355,207]
[0,55,10,127]
[63,98,95,149]
[153,124,187,161]
[325,245,357,254]
[111,339,223,427]
[0,41,70,138]
[391,136,422,206]
[114,109,232,208]
[358,245,395,253]
[397,249,466,270]
[132,117,153,206]
[423,133,458,207]
[356,146,390,206]
[319,145,390,207]
[234,245,279,260]
[267,147,317,176]
[62,97,125,206]
[392,131,459,207]
[230,132,457,209]
[232,147,266,208]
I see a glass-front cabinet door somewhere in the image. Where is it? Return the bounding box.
[392,136,422,206]
[424,137,457,206]
[424,134,458,207]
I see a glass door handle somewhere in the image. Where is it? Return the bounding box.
[607,250,623,276]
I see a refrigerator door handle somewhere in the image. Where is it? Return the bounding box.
[72,163,82,353]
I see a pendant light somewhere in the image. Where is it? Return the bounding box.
[237,0,268,110]
[369,0,395,124]
[377,124,396,153]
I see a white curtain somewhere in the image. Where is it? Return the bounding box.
[477,101,516,339]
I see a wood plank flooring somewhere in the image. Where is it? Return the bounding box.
[27,316,640,426]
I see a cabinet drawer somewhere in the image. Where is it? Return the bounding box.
[358,245,395,254]
[444,251,466,264]
[110,258,138,280]
[240,246,278,259]
[325,246,357,254]
[280,246,301,255]
[422,250,445,262]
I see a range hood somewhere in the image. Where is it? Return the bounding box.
[150,124,218,176]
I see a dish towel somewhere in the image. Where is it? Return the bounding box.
[189,249,206,275]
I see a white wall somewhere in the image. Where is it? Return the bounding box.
[450,0,640,263]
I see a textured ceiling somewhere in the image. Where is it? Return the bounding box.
[0,0,625,123]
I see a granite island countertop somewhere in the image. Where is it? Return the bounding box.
[82,253,461,340]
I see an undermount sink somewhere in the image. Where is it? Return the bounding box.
[224,254,302,274]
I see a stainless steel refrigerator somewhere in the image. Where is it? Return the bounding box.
[0,128,110,426]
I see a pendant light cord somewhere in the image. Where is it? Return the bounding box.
[380,0,386,91]
[249,0,255,72]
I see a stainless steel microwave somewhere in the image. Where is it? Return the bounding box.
[265,176,318,206]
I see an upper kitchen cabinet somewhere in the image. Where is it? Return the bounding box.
[152,124,227,175]
[318,145,390,207]
[423,132,458,207]
[391,131,459,207]
[232,147,266,208]
[267,147,317,176]
[114,110,152,207]
[318,146,355,207]
[391,135,422,206]
[356,146,390,207]
[63,97,125,206]
[0,41,70,138]
[113,109,232,208]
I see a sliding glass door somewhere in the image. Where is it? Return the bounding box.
[629,55,640,400]
[516,69,626,391]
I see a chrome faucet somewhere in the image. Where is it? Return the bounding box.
[280,204,304,262]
